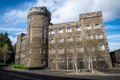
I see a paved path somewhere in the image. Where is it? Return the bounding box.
[0,67,120,80]
[0,68,91,80]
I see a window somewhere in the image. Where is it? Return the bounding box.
[49,48,55,54]
[76,35,81,41]
[87,47,95,52]
[98,44,105,51]
[87,34,93,39]
[78,47,84,53]
[59,28,63,33]
[29,17,33,21]
[42,49,47,54]
[50,59,55,63]
[76,26,81,31]
[41,38,46,43]
[26,59,30,66]
[49,38,54,44]
[96,33,102,39]
[26,48,32,54]
[58,58,65,63]
[67,48,74,53]
[95,24,100,29]
[86,25,91,30]
[67,36,73,42]
[50,30,54,34]
[58,49,64,54]
[99,57,105,61]
[41,59,47,66]
[67,27,72,32]
[59,37,64,43]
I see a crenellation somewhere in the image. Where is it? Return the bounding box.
[80,11,102,19]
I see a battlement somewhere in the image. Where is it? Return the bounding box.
[80,11,102,19]
[28,6,51,19]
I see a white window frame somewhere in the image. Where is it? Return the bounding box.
[95,24,100,29]
[50,30,54,34]
[49,48,55,54]
[26,48,32,54]
[76,26,81,31]
[76,35,81,41]
[87,34,93,39]
[59,28,63,33]
[98,44,105,51]
[86,25,91,30]
[67,36,73,42]
[96,33,103,39]
[58,49,64,54]
[49,38,54,44]
[67,48,74,53]
[78,47,84,53]
[67,27,72,32]
[26,59,30,66]
[59,37,64,43]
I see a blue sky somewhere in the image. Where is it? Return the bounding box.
[0,0,120,51]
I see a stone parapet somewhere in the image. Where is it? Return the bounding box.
[80,11,102,19]
[28,6,51,21]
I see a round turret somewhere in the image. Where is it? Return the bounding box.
[28,6,51,22]
[26,6,51,67]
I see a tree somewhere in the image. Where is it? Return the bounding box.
[1,44,11,64]
[0,32,14,64]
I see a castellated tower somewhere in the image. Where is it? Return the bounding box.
[27,6,51,67]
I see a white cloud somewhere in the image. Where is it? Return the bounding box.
[92,0,120,21]
[1,0,120,50]
[9,36,17,45]
[3,0,120,24]
[105,25,120,30]
[34,0,120,23]
[108,42,120,51]
[107,33,120,51]
[3,9,27,25]
[107,34,120,40]
[0,27,26,32]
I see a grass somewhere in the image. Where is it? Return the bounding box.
[12,64,45,70]
[0,63,9,67]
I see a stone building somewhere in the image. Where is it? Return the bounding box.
[110,49,120,67]
[15,6,112,70]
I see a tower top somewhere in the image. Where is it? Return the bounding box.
[28,6,51,20]
[80,11,102,19]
